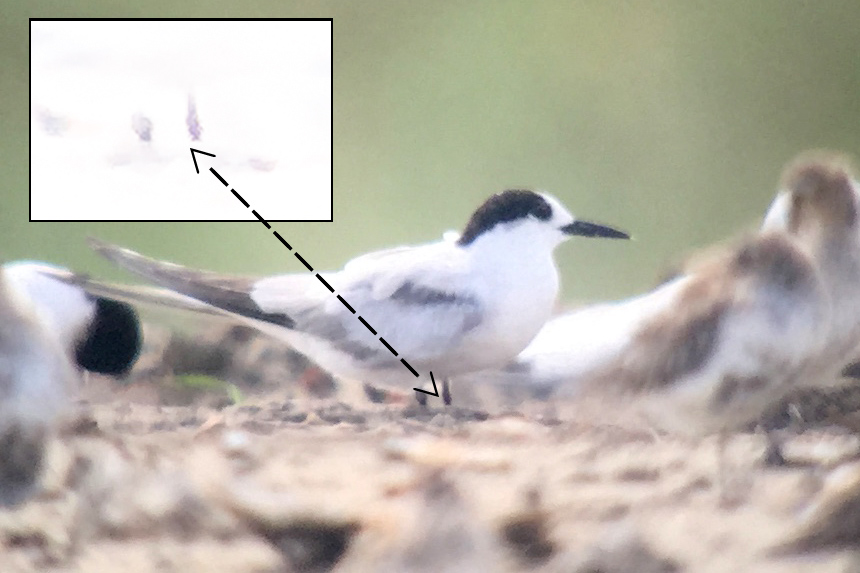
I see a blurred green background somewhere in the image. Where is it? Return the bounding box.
[4,1,860,303]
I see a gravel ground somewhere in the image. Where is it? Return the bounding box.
[3,324,860,572]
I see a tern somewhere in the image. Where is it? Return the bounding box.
[84,189,629,404]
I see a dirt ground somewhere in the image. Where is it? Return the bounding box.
[3,327,860,572]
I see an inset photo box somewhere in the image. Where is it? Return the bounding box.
[30,19,332,222]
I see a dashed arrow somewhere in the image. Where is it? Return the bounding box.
[190,148,437,400]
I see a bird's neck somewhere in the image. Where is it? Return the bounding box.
[465,226,561,298]
[465,223,560,264]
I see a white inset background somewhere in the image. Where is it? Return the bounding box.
[31,20,332,221]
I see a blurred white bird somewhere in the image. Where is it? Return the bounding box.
[0,268,75,505]
[760,153,860,371]
[485,154,860,435]
[0,261,141,506]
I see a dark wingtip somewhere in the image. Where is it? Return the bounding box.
[86,238,296,330]
[75,298,142,375]
[87,236,113,253]
[86,237,119,263]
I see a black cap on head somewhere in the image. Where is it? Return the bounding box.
[457,190,553,246]
[75,298,142,375]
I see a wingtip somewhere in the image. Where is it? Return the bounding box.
[33,265,90,287]
[86,237,116,260]
[86,237,142,268]
[86,236,112,252]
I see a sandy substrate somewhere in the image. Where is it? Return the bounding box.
[3,370,860,573]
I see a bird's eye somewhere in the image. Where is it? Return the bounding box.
[532,204,552,221]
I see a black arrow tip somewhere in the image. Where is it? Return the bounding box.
[413,371,440,398]
[190,147,216,174]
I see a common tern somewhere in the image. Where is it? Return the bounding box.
[85,189,629,403]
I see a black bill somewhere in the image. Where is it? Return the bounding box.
[561,220,630,239]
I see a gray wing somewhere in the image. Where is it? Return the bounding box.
[304,278,483,367]
[252,242,484,367]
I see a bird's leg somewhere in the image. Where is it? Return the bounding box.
[415,391,428,408]
[716,431,751,508]
[442,379,452,406]
[716,431,730,505]
[761,429,788,467]
[413,379,450,407]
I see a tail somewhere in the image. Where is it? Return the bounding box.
[87,238,295,328]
